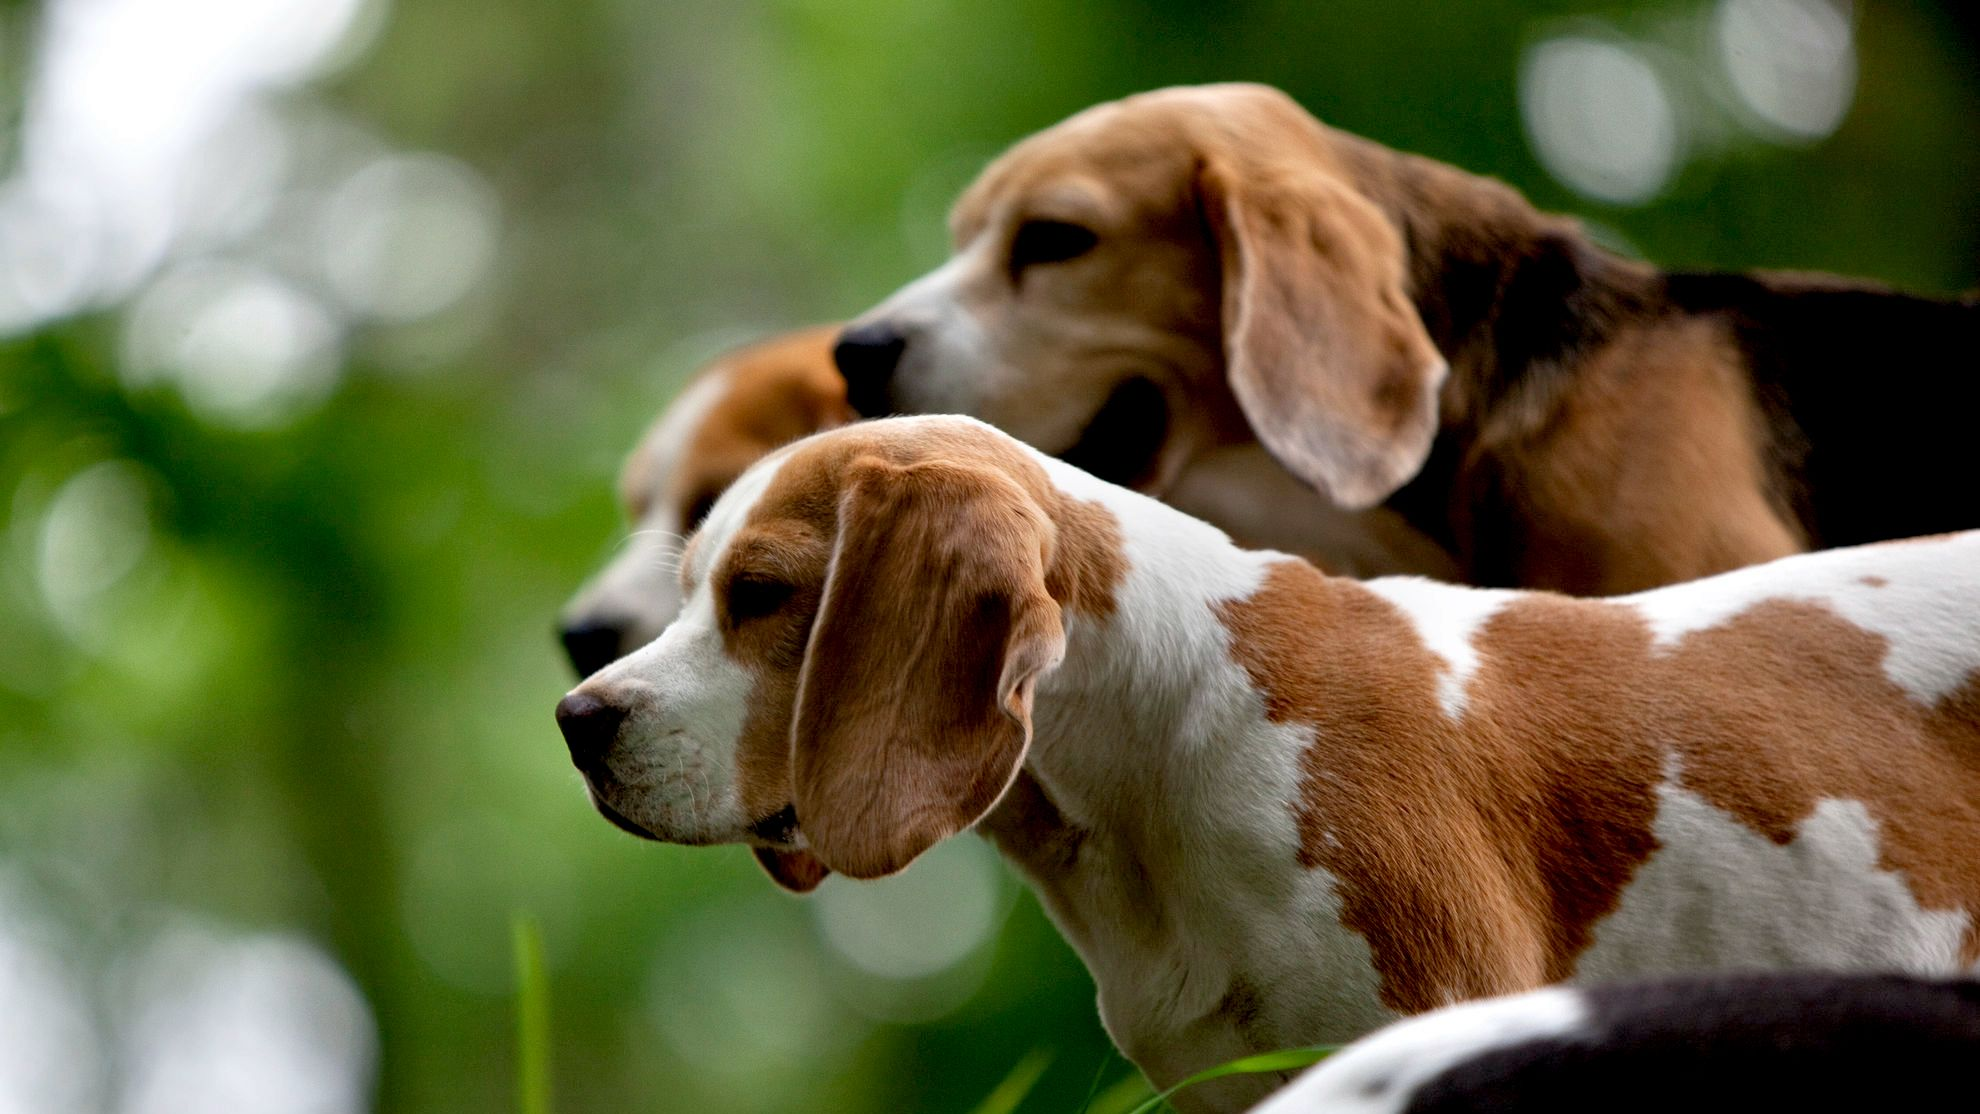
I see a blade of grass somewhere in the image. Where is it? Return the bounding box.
[1073,1050,1121,1114]
[511,912,553,1114]
[1083,1072,1157,1114]
[1120,1046,1338,1114]
[966,1046,1055,1114]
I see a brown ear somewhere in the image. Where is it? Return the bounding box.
[791,457,1065,880]
[753,847,831,893]
[1200,157,1447,510]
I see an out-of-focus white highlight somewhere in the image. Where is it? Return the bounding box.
[38,460,154,637]
[126,263,342,428]
[0,886,102,1114]
[813,836,1003,981]
[118,923,377,1114]
[0,0,369,327]
[322,154,502,322]
[1520,35,1683,206]
[1716,0,1856,141]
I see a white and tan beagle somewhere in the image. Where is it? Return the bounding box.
[558,325,852,676]
[554,415,1980,1111]
[837,82,1980,595]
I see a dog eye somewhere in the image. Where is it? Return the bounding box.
[1009,219,1098,276]
[726,576,793,623]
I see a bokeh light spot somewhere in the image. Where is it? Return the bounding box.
[1715,0,1856,142]
[1520,34,1683,206]
[813,836,1002,981]
[322,154,501,323]
[38,460,154,636]
[124,262,343,428]
[117,922,377,1114]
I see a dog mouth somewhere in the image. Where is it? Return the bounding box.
[1059,377,1170,489]
[589,790,661,841]
[747,803,802,850]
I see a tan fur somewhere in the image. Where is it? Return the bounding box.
[622,324,851,526]
[1483,319,1804,593]
[1218,564,1980,1010]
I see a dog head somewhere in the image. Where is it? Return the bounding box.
[837,83,1447,510]
[554,416,1122,892]
[557,326,851,677]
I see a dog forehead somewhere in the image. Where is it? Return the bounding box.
[954,84,1323,239]
[694,418,1043,570]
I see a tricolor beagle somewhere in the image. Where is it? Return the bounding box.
[837,83,1980,595]
[1257,972,1980,1114]
[553,416,1980,1112]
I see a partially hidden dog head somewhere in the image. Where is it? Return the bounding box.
[558,325,852,678]
[836,82,1448,510]
[553,416,1123,892]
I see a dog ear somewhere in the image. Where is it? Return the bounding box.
[791,457,1065,880]
[1199,156,1447,510]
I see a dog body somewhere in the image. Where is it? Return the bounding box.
[838,83,1979,594]
[558,325,852,675]
[556,417,1980,1112]
[1256,972,1980,1113]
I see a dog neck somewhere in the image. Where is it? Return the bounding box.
[1334,136,1656,436]
[984,452,1362,960]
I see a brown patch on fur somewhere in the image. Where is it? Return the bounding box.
[1861,575,1889,587]
[711,420,1128,880]
[621,324,852,526]
[1650,605,1980,963]
[1484,319,1805,593]
[1218,561,1980,1011]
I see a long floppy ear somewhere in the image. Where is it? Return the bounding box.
[1200,157,1447,510]
[792,457,1066,880]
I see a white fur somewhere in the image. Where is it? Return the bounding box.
[1252,986,1588,1114]
[1579,764,1971,980]
[1358,578,1518,718]
[572,443,794,843]
[1626,532,1980,705]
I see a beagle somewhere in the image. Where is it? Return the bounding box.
[837,82,1980,595]
[554,416,1980,1112]
[561,326,1457,679]
[1257,972,1980,1113]
[557,325,852,677]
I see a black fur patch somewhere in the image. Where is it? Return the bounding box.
[1403,972,1980,1113]
[1664,273,1980,547]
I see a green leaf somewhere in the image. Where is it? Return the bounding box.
[1119,1046,1339,1114]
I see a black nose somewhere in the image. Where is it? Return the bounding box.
[555,691,627,768]
[559,619,625,679]
[833,323,906,417]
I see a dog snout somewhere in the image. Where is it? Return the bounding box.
[555,690,628,768]
[833,322,907,417]
[559,618,626,679]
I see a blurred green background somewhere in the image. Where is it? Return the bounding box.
[0,1,1973,1111]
